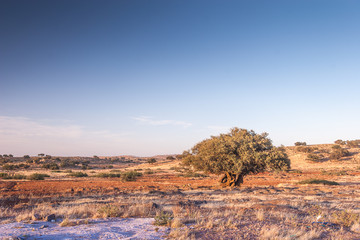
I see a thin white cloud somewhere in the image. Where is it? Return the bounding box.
[133,116,192,128]
[0,116,130,156]
[0,116,83,138]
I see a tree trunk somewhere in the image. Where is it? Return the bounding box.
[219,172,243,187]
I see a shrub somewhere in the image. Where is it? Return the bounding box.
[296,146,313,153]
[147,158,157,164]
[334,139,346,145]
[42,163,60,170]
[60,159,76,168]
[294,142,307,146]
[97,204,122,217]
[27,173,50,180]
[306,153,323,162]
[346,140,360,148]
[154,211,173,226]
[330,147,349,160]
[166,156,176,160]
[298,179,339,185]
[2,164,18,170]
[94,173,121,178]
[179,171,206,178]
[121,171,142,181]
[182,128,290,187]
[67,172,88,177]
[2,174,26,180]
[144,169,154,174]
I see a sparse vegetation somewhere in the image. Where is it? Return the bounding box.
[121,171,142,181]
[154,211,173,226]
[298,179,339,185]
[27,173,50,180]
[306,153,323,162]
[94,173,121,178]
[67,172,88,177]
[294,142,307,146]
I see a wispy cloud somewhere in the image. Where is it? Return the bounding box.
[0,116,130,156]
[0,116,83,138]
[133,116,192,128]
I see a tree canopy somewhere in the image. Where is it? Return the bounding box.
[182,128,290,187]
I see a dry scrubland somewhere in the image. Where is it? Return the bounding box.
[1,144,360,239]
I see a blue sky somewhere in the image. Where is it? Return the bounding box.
[1,1,360,156]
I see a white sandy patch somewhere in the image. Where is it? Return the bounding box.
[0,218,168,240]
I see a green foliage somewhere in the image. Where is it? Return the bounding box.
[298,179,339,185]
[42,163,60,170]
[346,140,360,148]
[147,158,157,164]
[294,142,307,146]
[121,171,142,181]
[67,172,88,177]
[330,147,349,160]
[97,205,122,217]
[296,146,313,153]
[60,159,76,168]
[182,128,290,177]
[154,211,173,226]
[27,173,50,180]
[306,153,323,162]
[0,172,26,179]
[2,164,18,170]
[94,172,121,178]
[23,155,30,159]
[334,139,346,145]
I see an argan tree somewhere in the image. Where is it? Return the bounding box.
[182,128,290,187]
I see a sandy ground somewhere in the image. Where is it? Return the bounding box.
[0,218,168,240]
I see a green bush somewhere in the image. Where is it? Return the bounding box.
[67,172,88,177]
[346,140,360,148]
[121,171,142,181]
[27,173,50,180]
[147,158,157,164]
[2,164,18,170]
[298,179,339,185]
[306,153,323,162]
[294,142,307,146]
[42,163,60,170]
[334,139,346,145]
[97,204,122,217]
[330,147,349,160]
[296,146,313,153]
[154,211,173,226]
[94,173,121,178]
[3,174,26,179]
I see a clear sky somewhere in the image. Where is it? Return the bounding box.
[1,1,360,156]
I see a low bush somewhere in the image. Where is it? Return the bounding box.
[42,163,60,170]
[154,211,173,226]
[27,173,50,180]
[121,171,142,181]
[147,158,157,164]
[296,146,313,153]
[294,142,307,146]
[67,172,88,177]
[97,205,122,218]
[298,179,339,185]
[330,148,349,160]
[94,173,121,178]
[306,153,323,162]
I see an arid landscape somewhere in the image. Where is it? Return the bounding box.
[1,142,360,239]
